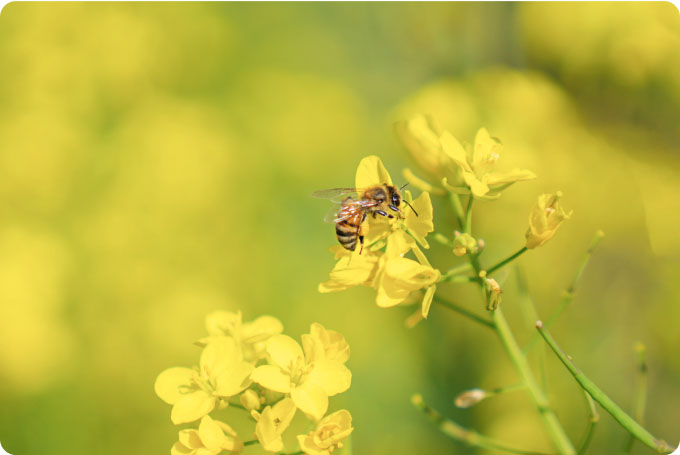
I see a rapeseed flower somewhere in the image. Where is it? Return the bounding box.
[525,192,572,248]
[297,409,354,455]
[441,127,536,199]
[397,115,535,199]
[155,336,253,424]
[200,310,283,362]
[319,156,440,317]
[251,330,351,421]
[171,415,243,455]
[253,397,297,452]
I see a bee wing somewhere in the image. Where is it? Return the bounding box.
[322,199,379,223]
[311,187,363,203]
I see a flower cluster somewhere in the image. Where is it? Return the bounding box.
[155,311,354,455]
[396,115,536,199]
[318,156,440,318]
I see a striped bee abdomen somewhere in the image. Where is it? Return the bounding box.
[335,220,359,251]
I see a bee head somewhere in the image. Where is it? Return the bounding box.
[386,184,401,213]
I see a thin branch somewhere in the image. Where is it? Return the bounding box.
[623,343,649,453]
[487,247,528,275]
[448,192,465,229]
[536,322,673,454]
[523,231,604,354]
[577,390,599,455]
[464,195,474,234]
[432,294,494,329]
[411,394,558,455]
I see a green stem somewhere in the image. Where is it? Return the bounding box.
[577,390,599,455]
[432,294,494,329]
[244,440,259,446]
[493,309,576,455]
[623,343,649,453]
[448,193,465,229]
[464,195,474,234]
[523,232,603,354]
[440,262,473,281]
[536,322,673,454]
[487,247,528,275]
[411,394,558,455]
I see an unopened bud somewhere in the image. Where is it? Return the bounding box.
[455,388,488,408]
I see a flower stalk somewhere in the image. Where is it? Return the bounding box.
[536,322,674,454]
[411,394,557,455]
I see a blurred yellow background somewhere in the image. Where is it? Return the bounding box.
[0,2,679,454]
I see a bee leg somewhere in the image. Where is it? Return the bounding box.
[358,235,364,254]
[374,210,394,219]
[358,212,366,254]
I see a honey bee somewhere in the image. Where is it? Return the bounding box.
[312,183,418,253]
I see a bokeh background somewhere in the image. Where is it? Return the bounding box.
[1,2,679,454]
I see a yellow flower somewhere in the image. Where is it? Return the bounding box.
[301,323,350,364]
[200,310,283,362]
[374,232,440,309]
[297,409,354,455]
[251,332,351,421]
[320,156,440,316]
[171,415,243,455]
[253,397,297,453]
[395,115,460,185]
[441,127,536,199]
[525,191,573,249]
[155,337,254,424]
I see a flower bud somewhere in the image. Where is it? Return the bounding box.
[485,278,502,311]
[240,389,261,411]
[455,388,488,408]
[526,192,572,249]
[453,233,478,256]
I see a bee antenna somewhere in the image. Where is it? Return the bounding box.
[403,199,419,217]
[399,182,409,191]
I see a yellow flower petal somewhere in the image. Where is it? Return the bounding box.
[171,440,194,455]
[198,416,228,453]
[205,311,241,337]
[242,315,283,343]
[526,192,572,249]
[404,192,434,248]
[155,367,195,404]
[255,398,296,452]
[485,168,537,186]
[291,381,329,421]
[200,337,239,380]
[178,429,203,450]
[266,334,304,370]
[214,361,253,397]
[240,389,261,411]
[251,365,291,393]
[318,252,381,293]
[304,323,350,364]
[171,390,216,425]
[421,285,436,318]
[298,410,354,455]
[462,171,490,198]
[440,131,471,172]
[355,155,392,189]
[306,359,352,396]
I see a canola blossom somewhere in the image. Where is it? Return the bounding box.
[319,156,440,317]
[398,115,536,199]
[156,312,353,454]
[526,191,573,249]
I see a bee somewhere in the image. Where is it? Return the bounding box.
[312,183,418,253]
